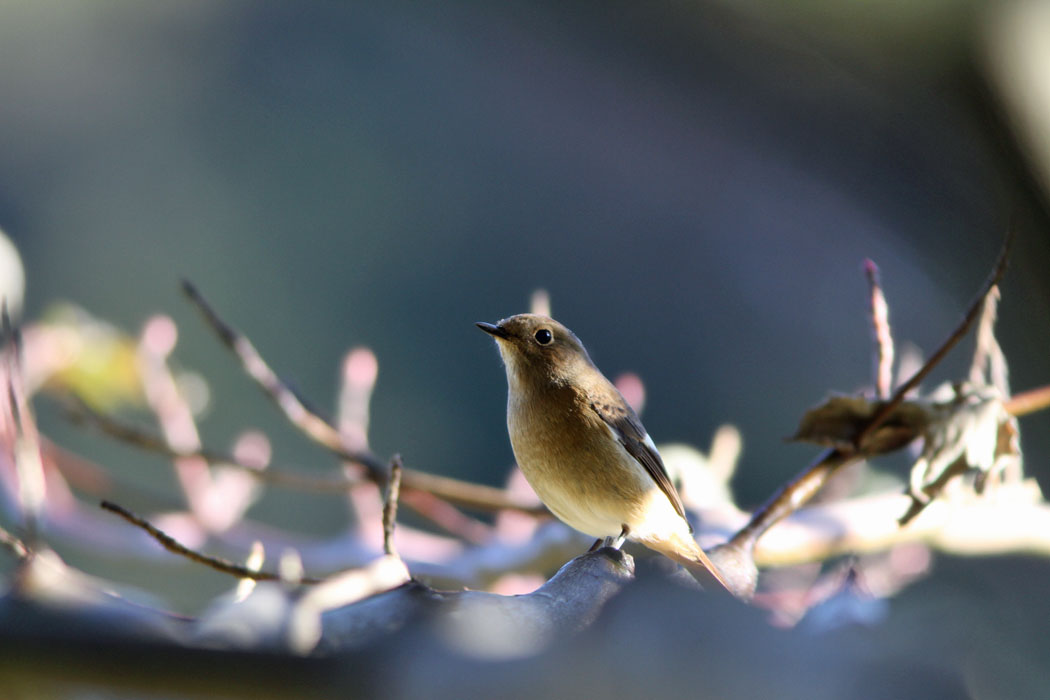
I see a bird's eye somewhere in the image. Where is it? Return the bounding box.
[534,328,553,345]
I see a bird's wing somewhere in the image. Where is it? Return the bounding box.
[588,397,688,523]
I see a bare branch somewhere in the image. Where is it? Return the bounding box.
[715,230,1016,598]
[1004,384,1050,417]
[99,500,322,584]
[0,523,29,560]
[138,314,259,533]
[400,469,547,516]
[180,280,385,477]
[67,397,544,515]
[753,481,1050,567]
[855,229,1013,451]
[969,286,1009,393]
[3,305,46,539]
[382,455,403,558]
[399,489,494,544]
[727,448,858,554]
[180,281,547,516]
[337,347,377,453]
[864,259,895,399]
[530,289,551,317]
[67,399,360,491]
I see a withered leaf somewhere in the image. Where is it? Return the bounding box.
[908,383,1019,502]
[790,395,931,455]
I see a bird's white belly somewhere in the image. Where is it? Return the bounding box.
[514,442,687,542]
[532,480,626,538]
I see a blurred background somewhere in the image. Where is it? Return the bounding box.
[1,0,1049,690]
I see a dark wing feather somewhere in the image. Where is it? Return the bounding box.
[588,397,688,523]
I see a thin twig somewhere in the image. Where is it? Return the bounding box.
[728,448,858,552]
[67,397,544,514]
[752,481,1050,567]
[39,437,114,494]
[180,281,547,516]
[4,305,45,541]
[181,280,386,477]
[864,260,895,399]
[855,230,1013,450]
[400,470,545,515]
[382,455,403,558]
[530,289,551,317]
[66,399,361,491]
[399,490,493,544]
[138,314,245,531]
[0,523,29,560]
[1004,384,1050,417]
[100,500,322,583]
[969,286,1008,393]
[729,229,1015,556]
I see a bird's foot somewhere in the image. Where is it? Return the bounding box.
[608,525,630,550]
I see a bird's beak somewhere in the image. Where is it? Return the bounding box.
[476,321,509,339]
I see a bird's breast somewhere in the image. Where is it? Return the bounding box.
[506,386,660,538]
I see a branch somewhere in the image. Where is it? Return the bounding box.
[855,230,1013,450]
[399,489,494,544]
[67,399,361,491]
[179,281,546,516]
[712,230,1015,597]
[180,280,384,476]
[752,480,1050,567]
[1003,383,1050,417]
[324,548,635,656]
[67,398,543,515]
[0,523,28,560]
[3,305,46,540]
[137,315,258,533]
[969,286,1008,392]
[382,455,402,558]
[864,259,894,399]
[728,449,855,553]
[99,500,322,584]
[399,469,545,515]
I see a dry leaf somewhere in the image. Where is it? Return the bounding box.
[790,395,930,455]
[908,383,1020,504]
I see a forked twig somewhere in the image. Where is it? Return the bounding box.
[179,281,546,517]
[181,280,383,475]
[728,229,1015,558]
[854,231,1013,450]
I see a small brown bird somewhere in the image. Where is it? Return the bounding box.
[478,313,729,592]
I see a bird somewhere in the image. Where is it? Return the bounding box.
[477,313,729,592]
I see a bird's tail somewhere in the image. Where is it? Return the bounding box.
[645,532,733,595]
